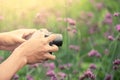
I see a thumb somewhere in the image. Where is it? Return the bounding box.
[17,37,27,43]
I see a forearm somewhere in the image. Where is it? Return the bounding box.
[0,50,27,80]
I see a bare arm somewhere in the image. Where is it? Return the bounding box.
[0,50,27,80]
[0,31,58,80]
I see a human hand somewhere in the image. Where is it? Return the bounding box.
[13,31,59,64]
[0,29,37,51]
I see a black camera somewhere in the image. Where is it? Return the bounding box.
[45,34,63,47]
[25,30,63,47]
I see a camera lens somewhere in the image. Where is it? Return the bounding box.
[51,34,63,47]
[45,34,63,47]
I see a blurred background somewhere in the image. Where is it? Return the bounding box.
[0,0,120,80]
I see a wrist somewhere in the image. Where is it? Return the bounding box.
[12,49,27,66]
[0,49,27,79]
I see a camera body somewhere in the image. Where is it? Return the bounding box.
[45,33,63,47]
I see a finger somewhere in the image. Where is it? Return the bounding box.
[44,53,56,60]
[47,45,59,52]
[23,29,37,38]
[18,38,26,43]
[46,34,57,42]
[31,31,45,38]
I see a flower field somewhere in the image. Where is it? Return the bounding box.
[0,0,120,80]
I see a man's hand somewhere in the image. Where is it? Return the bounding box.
[13,31,59,64]
[0,29,37,51]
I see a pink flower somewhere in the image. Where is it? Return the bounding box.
[64,18,76,25]
[26,75,34,80]
[113,12,119,17]
[46,70,55,77]
[29,63,39,69]
[104,74,113,80]
[88,49,101,58]
[57,72,67,78]
[89,64,97,70]
[96,3,104,10]
[108,35,114,41]
[69,45,80,51]
[49,62,56,70]
[113,59,120,65]
[103,13,113,24]
[80,69,96,80]
[12,74,19,80]
[116,24,120,32]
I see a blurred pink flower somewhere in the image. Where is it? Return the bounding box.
[113,59,120,65]
[103,13,113,25]
[88,49,101,58]
[113,59,120,70]
[57,72,67,79]
[80,69,96,80]
[87,12,94,18]
[49,62,56,70]
[46,70,55,77]
[69,45,80,51]
[64,18,76,25]
[26,75,34,80]
[29,63,39,69]
[12,74,19,80]
[116,24,120,32]
[104,74,113,80]
[59,63,72,70]
[89,64,97,70]
[108,35,114,41]
[113,12,119,17]
[96,3,104,10]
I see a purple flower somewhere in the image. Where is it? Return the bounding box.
[59,65,66,70]
[59,63,72,70]
[84,69,95,79]
[57,72,67,79]
[80,69,96,80]
[108,35,114,41]
[12,74,19,80]
[29,63,39,69]
[50,76,57,80]
[26,75,34,80]
[69,45,80,51]
[88,49,101,58]
[113,59,120,70]
[113,59,120,65]
[64,18,76,25]
[87,12,94,18]
[103,13,113,24]
[89,64,97,70]
[96,3,104,10]
[46,70,55,77]
[116,24,120,32]
[113,12,119,17]
[105,13,112,19]
[104,74,113,80]
[49,62,55,70]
